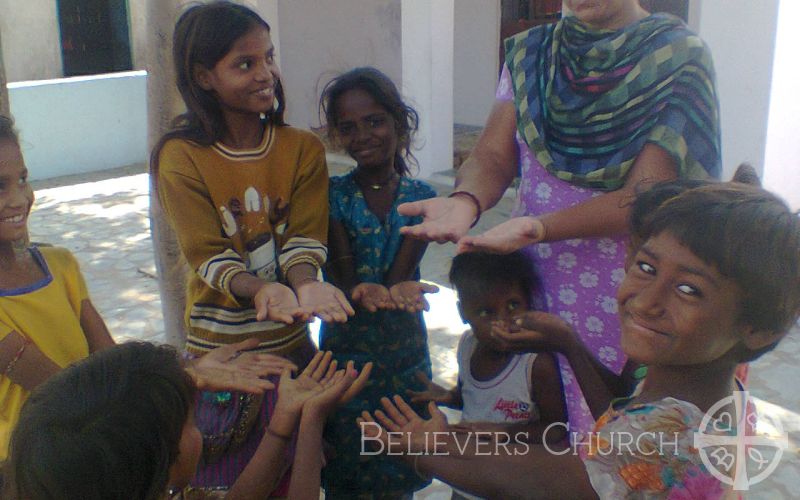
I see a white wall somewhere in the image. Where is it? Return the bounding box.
[696,0,780,180]
[453,0,500,127]
[8,72,147,180]
[402,0,454,179]
[763,0,800,210]
[0,0,62,81]
[276,0,402,130]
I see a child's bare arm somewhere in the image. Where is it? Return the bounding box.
[493,312,636,419]
[224,403,297,500]
[384,236,428,286]
[327,218,396,312]
[225,351,339,499]
[185,338,297,393]
[360,396,596,499]
[529,352,567,444]
[326,218,358,292]
[383,234,438,312]
[79,300,115,352]
[0,331,60,391]
[287,365,363,499]
[406,371,463,409]
[229,272,308,324]
[287,262,354,323]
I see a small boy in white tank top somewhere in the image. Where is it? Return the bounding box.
[409,251,566,443]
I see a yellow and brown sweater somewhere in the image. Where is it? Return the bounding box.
[158,125,328,355]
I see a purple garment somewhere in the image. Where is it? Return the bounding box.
[497,65,627,438]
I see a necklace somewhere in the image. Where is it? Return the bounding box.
[355,171,397,191]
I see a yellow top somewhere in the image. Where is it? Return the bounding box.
[0,246,90,460]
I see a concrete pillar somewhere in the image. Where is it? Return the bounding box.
[402,0,454,179]
[145,0,194,347]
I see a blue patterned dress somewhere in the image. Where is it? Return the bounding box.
[320,172,435,498]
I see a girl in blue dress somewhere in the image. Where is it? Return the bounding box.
[318,67,438,499]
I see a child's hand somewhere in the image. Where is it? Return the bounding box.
[491,311,578,354]
[275,351,337,416]
[187,338,297,393]
[338,361,373,405]
[303,361,360,418]
[389,281,439,312]
[296,280,355,322]
[406,371,458,407]
[254,282,309,323]
[357,397,449,454]
[351,283,395,312]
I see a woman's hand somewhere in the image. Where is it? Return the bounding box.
[491,311,578,355]
[389,281,439,313]
[296,280,355,323]
[358,396,450,455]
[351,283,395,312]
[398,196,477,244]
[187,338,297,393]
[254,282,308,323]
[457,216,544,254]
[406,371,458,407]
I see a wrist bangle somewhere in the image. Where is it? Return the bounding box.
[266,426,293,442]
[529,217,546,243]
[448,191,482,228]
[4,335,30,376]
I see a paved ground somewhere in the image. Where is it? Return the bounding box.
[28,162,798,499]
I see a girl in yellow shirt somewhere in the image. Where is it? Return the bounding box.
[0,115,115,461]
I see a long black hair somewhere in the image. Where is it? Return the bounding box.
[6,342,195,500]
[151,1,286,177]
[320,67,418,176]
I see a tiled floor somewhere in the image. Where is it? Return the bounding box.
[28,163,798,499]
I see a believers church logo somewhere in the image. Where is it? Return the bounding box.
[694,390,788,491]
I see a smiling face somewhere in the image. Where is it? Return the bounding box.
[0,138,33,244]
[565,0,645,30]
[459,281,529,352]
[333,88,399,171]
[196,26,279,120]
[617,231,750,368]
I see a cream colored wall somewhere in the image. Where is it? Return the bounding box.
[276,0,402,129]
[0,0,62,81]
[763,0,800,210]
[453,0,500,127]
[696,0,780,180]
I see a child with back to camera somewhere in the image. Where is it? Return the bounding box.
[359,179,800,499]
[317,67,439,498]
[0,115,115,465]
[153,1,354,491]
[408,252,567,442]
[5,342,370,500]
